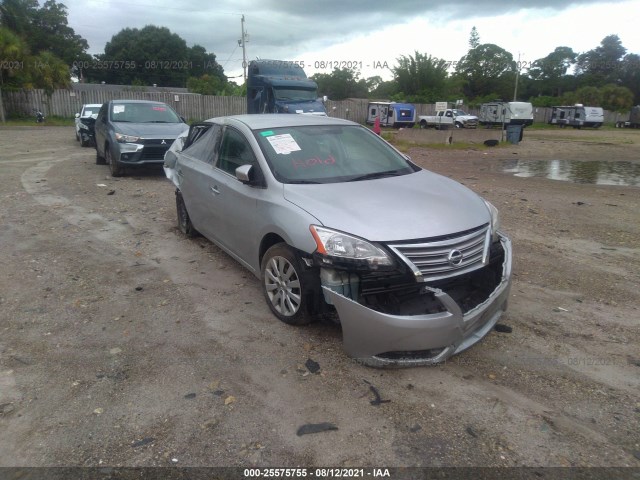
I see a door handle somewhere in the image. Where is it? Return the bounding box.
[210,185,220,195]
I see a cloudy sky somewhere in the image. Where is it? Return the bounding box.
[65,0,639,83]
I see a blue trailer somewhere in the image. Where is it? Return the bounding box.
[366,102,416,128]
[247,60,326,115]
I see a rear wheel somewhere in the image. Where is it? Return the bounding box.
[175,190,198,237]
[261,243,315,325]
[106,145,124,177]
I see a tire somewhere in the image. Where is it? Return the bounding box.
[76,131,80,141]
[80,135,88,147]
[96,146,106,165]
[419,120,427,129]
[455,122,462,128]
[106,145,124,177]
[261,243,315,325]
[175,190,198,237]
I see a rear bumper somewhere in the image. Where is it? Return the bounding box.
[324,233,512,367]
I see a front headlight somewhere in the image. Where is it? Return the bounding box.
[483,200,501,238]
[115,132,140,143]
[309,225,393,268]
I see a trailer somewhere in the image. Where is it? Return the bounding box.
[366,102,416,128]
[247,60,326,115]
[549,105,603,128]
[615,106,640,128]
[479,101,533,127]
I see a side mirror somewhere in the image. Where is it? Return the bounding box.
[235,164,253,183]
[75,113,80,118]
[323,95,328,102]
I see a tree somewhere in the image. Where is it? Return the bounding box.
[30,50,70,93]
[563,86,601,106]
[619,53,640,104]
[392,51,449,102]
[1,0,90,90]
[455,43,515,99]
[0,0,39,35]
[468,26,480,50]
[29,0,88,65]
[576,34,626,85]
[599,84,634,112]
[93,25,226,88]
[368,79,397,99]
[527,47,578,97]
[0,27,28,86]
[311,68,368,100]
[187,44,225,80]
[529,47,577,81]
[187,74,226,95]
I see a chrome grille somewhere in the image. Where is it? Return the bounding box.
[387,225,490,282]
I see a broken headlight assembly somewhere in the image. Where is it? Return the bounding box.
[483,200,501,240]
[309,225,394,270]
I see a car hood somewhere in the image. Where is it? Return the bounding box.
[282,170,490,242]
[456,115,478,121]
[113,122,188,139]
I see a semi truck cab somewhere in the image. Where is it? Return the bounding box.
[247,60,326,115]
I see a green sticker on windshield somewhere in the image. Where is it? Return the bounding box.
[261,130,275,137]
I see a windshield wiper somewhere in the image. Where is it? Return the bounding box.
[286,179,322,184]
[347,170,405,182]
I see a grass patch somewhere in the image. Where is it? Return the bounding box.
[2,116,75,127]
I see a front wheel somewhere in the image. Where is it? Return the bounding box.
[96,146,106,165]
[106,145,124,177]
[455,122,462,128]
[261,244,315,325]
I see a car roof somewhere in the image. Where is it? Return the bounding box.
[204,114,358,131]
[108,99,170,105]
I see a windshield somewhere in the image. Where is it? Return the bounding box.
[81,107,100,118]
[110,103,182,123]
[273,87,317,102]
[255,125,417,184]
[452,109,468,116]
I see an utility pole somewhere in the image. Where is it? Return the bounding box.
[239,15,249,84]
[513,52,522,101]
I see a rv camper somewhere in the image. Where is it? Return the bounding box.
[247,60,326,115]
[549,105,604,128]
[479,101,533,127]
[366,102,416,128]
[615,106,640,128]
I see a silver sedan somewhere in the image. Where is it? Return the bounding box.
[164,114,512,366]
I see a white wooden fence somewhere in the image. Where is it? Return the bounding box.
[0,88,629,124]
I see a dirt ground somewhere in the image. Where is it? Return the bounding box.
[0,125,638,470]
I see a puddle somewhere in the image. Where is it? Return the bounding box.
[503,159,640,186]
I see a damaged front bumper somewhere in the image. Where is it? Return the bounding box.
[322,233,512,367]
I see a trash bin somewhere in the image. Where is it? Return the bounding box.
[506,125,523,144]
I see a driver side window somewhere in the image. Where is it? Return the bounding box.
[217,128,258,176]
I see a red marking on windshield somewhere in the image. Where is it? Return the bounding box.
[152,107,167,111]
[293,155,336,170]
